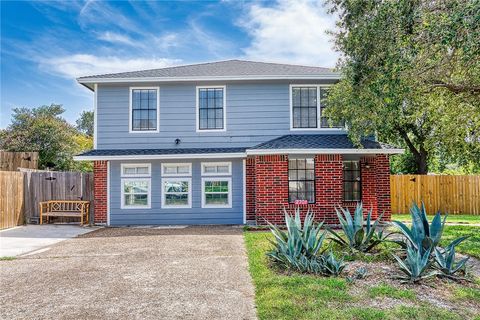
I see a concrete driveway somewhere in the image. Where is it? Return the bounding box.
[0,226,257,320]
[0,225,97,257]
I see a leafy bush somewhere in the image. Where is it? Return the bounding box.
[329,203,388,252]
[391,202,446,255]
[267,207,346,276]
[435,236,470,279]
[393,245,438,283]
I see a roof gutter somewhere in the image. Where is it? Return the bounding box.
[76,73,341,85]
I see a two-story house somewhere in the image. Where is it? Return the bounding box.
[74,60,403,226]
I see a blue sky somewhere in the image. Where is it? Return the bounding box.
[1,0,338,128]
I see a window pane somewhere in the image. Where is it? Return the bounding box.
[205,193,228,205]
[125,194,148,206]
[308,88,317,106]
[204,166,216,173]
[136,166,149,175]
[292,88,301,106]
[306,169,315,180]
[165,194,189,206]
[177,165,190,174]
[164,181,189,193]
[164,166,176,174]
[123,167,136,175]
[306,159,314,169]
[288,170,297,180]
[124,181,148,193]
[297,170,306,180]
[216,165,229,173]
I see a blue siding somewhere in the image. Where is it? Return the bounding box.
[109,159,244,225]
[96,81,343,150]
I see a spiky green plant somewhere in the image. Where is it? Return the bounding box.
[267,207,326,269]
[320,250,346,276]
[393,245,439,283]
[435,236,470,279]
[391,202,447,255]
[328,203,388,252]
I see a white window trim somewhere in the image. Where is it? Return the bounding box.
[201,161,232,176]
[121,178,151,209]
[196,85,227,132]
[201,177,232,208]
[161,177,192,208]
[129,86,160,133]
[121,163,151,177]
[161,163,192,177]
[289,84,343,131]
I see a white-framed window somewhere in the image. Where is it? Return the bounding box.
[202,177,232,208]
[121,178,151,209]
[201,162,231,176]
[161,163,192,177]
[289,84,344,130]
[121,163,151,177]
[129,87,160,133]
[121,163,151,209]
[196,85,227,132]
[161,178,192,208]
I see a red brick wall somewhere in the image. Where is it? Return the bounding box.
[249,153,391,225]
[246,157,256,221]
[93,160,108,224]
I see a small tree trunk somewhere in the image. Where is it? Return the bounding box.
[414,149,428,174]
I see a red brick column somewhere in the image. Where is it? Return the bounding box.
[254,155,289,225]
[360,156,378,218]
[245,157,256,222]
[315,154,344,224]
[375,154,391,221]
[93,160,108,224]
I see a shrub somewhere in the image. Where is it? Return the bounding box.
[393,245,438,283]
[391,202,446,255]
[434,236,470,279]
[329,203,389,253]
[267,207,346,276]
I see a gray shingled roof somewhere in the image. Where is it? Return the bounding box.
[251,135,398,150]
[77,147,247,157]
[77,59,336,80]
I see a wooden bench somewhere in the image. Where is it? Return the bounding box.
[39,200,90,225]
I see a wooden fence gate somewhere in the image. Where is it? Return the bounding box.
[0,171,25,229]
[23,171,94,224]
[391,175,480,215]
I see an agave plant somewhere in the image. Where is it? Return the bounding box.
[391,202,447,255]
[267,207,326,270]
[328,203,388,252]
[320,250,346,276]
[393,245,438,283]
[434,236,470,279]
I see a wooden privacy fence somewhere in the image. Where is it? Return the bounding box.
[0,151,38,171]
[0,171,93,229]
[23,171,94,224]
[391,175,480,215]
[0,171,25,229]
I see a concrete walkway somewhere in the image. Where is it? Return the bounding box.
[0,225,97,257]
[0,226,257,320]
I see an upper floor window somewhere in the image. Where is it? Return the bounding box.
[197,86,226,131]
[130,87,159,132]
[290,85,343,130]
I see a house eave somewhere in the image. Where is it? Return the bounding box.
[73,153,247,161]
[246,148,405,155]
[76,74,341,85]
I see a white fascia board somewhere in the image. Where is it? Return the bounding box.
[76,74,341,84]
[246,148,405,155]
[73,153,247,161]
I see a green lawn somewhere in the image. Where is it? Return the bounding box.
[244,231,480,320]
[442,225,480,258]
[392,214,480,225]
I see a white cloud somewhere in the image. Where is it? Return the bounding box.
[38,54,180,78]
[97,32,136,46]
[240,0,339,67]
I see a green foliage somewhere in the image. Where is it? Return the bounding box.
[329,203,388,252]
[0,104,93,172]
[325,0,480,174]
[434,236,470,278]
[76,110,94,136]
[393,246,438,283]
[391,202,446,255]
[267,208,346,276]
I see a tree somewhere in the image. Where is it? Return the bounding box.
[324,0,480,174]
[76,110,94,136]
[0,104,93,171]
